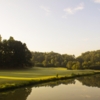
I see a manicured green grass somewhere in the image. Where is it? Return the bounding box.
[0,67,100,91]
[0,67,95,79]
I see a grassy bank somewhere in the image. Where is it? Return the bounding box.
[0,67,100,91]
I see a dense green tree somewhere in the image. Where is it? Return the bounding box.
[42,60,48,67]
[76,50,100,69]
[0,36,32,69]
[31,50,100,69]
[55,61,60,67]
[72,61,81,69]
[31,51,75,67]
[66,61,73,69]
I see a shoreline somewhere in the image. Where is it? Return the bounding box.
[0,71,100,92]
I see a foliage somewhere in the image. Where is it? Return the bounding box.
[0,36,32,69]
[31,51,75,68]
[31,50,100,70]
[1,35,100,70]
[76,50,100,69]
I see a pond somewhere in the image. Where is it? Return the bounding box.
[0,74,100,100]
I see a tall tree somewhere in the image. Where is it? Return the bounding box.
[0,36,32,69]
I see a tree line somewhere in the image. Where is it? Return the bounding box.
[31,51,75,67]
[0,35,32,69]
[31,51,100,70]
[0,35,100,70]
[31,50,100,70]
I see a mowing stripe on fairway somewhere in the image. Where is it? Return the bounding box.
[0,76,56,80]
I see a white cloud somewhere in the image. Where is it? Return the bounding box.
[64,8,74,14]
[74,3,84,11]
[94,0,100,3]
[40,6,51,16]
[62,3,84,18]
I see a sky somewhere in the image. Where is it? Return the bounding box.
[0,0,100,57]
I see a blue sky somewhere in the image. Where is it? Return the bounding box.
[0,0,100,57]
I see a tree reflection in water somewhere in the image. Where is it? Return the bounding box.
[77,74,100,88]
[0,79,75,100]
[0,87,32,100]
[0,74,100,100]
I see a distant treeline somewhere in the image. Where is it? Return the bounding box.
[0,35,100,70]
[31,51,100,70]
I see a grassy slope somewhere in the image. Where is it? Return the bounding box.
[0,67,99,90]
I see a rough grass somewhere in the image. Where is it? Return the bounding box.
[0,67,100,91]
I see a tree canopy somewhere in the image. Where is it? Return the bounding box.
[1,35,100,70]
[31,50,100,70]
[0,36,32,69]
[31,51,75,68]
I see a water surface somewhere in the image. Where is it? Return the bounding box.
[0,74,100,100]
